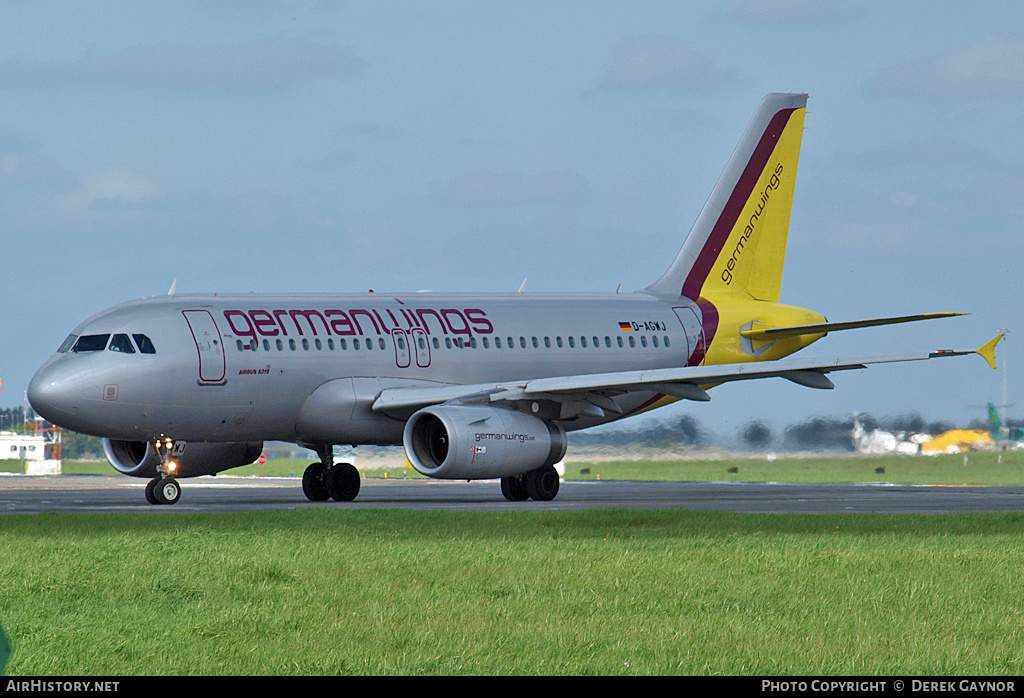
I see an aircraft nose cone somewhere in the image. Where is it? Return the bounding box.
[27,361,83,425]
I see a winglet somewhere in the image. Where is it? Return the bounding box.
[976,334,1003,370]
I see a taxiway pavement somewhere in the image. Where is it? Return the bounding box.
[2,474,1023,515]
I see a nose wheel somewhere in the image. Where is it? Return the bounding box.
[145,477,181,505]
[145,439,183,505]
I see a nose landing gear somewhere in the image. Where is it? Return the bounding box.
[145,476,181,505]
[145,439,183,505]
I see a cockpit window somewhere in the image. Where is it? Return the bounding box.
[57,334,78,353]
[108,334,136,354]
[72,334,110,352]
[132,334,156,354]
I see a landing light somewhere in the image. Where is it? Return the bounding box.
[167,461,178,473]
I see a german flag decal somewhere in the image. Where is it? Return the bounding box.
[618,322,633,331]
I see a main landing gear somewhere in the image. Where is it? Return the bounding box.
[302,445,360,502]
[500,464,560,502]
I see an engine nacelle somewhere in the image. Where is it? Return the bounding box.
[103,439,263,478]
[403,405,566,480]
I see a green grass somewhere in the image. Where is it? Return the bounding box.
[4,451,1024,675]
[1,509,1023,675]
[565,450,1024,486]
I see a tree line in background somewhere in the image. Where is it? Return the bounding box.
[4,406,1021,461]
[572,411,1019,453]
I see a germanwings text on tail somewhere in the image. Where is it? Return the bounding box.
[28,93,1001,505]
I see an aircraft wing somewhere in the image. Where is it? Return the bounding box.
[372,335,1003,415]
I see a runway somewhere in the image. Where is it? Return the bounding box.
[2,474,1024,515]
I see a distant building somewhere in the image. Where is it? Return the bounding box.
[0,430,61,474]
[0,431,45,460]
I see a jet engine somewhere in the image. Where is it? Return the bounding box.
[102,439,263,478]
[403,404,566,480]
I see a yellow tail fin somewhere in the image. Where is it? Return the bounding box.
[647,93,807,302]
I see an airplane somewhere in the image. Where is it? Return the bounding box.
[987,403,1023,443]
[27,93,1002,505]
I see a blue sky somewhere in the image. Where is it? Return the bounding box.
[2,1,1021,438]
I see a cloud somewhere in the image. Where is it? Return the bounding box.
[718,0,863,27]
[597,36,734,94]
[0,150,70,188]
[867,35,1024,101]
[23,166,164,231]
[0,38,365,93]
[439,170,592,207]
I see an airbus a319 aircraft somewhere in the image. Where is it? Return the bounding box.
[28,93,1000,505]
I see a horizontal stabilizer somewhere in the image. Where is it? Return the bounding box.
[739,312,964,341]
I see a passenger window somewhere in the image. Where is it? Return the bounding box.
[72,334,110,352]
[132,334,157,354]
[109,334,136,354]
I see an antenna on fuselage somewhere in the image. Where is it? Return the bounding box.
[168,279,178,295]
[518,278,527,293]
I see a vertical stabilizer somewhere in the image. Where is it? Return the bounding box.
[646,93,807,301]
